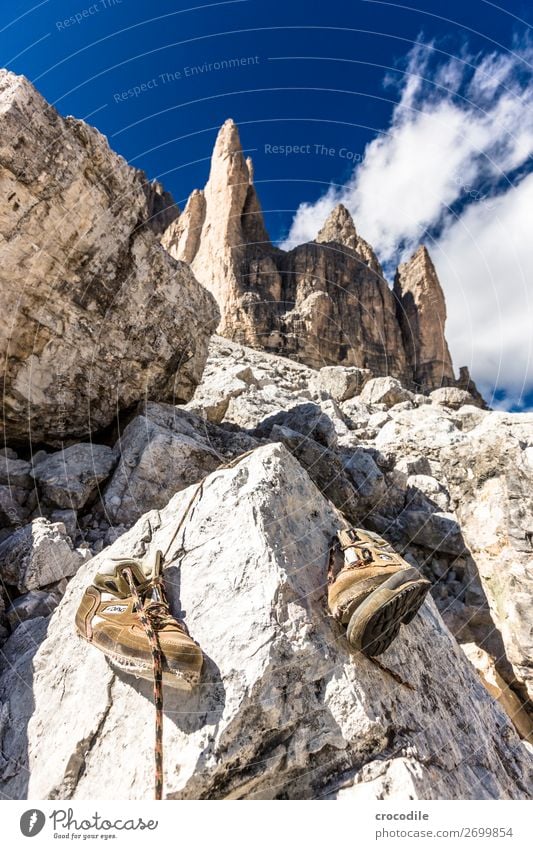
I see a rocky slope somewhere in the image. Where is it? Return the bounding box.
[162,120,476,397]
[1,444,531,800]
[0,70,218,444]
[1,336,531,799]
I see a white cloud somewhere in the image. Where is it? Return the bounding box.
[434,172,533,405]
[279,39,533,405]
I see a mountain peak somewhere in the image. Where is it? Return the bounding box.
[214,118,242,154]
[316,203,358,248]
[316,203,382,275]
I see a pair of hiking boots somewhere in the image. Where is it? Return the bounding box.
[75,527,431,689]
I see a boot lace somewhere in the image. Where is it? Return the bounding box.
[142,598,189,634]
[121,567,167,802]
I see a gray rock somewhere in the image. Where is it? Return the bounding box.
[0,456,32,488]
[32,444,117,510]
[50,509,78,540]
[395,455,432,476]
[440,414,533,699]
[310,366,372,402]
[223,385,312,430]
[254,402,338,449]
[0,518,88,591]
[339,397,371,430]
[406,475,451,512]
[0,447,18,460]
[389,400,415,412]
[451,405,489,432]
[343,448,387,505]
[185,364,258,424]
[375,406,462,454]
[398,510,466,556]
[366,410,391,433]
[6,590,59,630]
[0,444,530,800]
[104,402,257,526]
[0,485,30,527]
[360,377,414,408]
[430,387,482,410]
[270,426,360,523]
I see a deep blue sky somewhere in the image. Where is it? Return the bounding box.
[1,0,532,409]
[2,0,528,236]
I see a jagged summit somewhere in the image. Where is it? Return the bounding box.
[316,203,382,275]
[161,118,478,395]
[316,203,358,248]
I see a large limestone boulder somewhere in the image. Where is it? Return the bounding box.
[431,387,482,410]
[103,402,258,526]
[440,413,533,700]
[31,444,117,510]
[310,365,373,402]
[157,339,531,735]
[0,70,218,443]
[0,517,88,592]
[360,377,414,408]
[0,444,530,800]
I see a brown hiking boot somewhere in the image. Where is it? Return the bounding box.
[75,549,203,689]
[328,527,431,656]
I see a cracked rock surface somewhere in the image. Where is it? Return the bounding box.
[0,70,218,444]
[0,445,530,800]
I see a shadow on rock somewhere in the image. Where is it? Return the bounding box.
[112,649,226,735]
[0,616,51,799]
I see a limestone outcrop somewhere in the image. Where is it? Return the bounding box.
[0,445,530,800]
[162,120,479,399]
[0,70,218,444]
[176,337,533,733]
[440,414,533,702]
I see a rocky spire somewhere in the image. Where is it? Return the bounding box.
[161,120,466,388]
[316,204,382,275]
[161,189,205,265]
[163,119,270,310]
[393,246,455,392]
[142,178,180,236]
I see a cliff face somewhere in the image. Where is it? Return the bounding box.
[0,71,218,444]
[162,120,468,394]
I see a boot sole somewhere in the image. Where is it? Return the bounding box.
[346,568,430,657]
[77,634,200,690]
